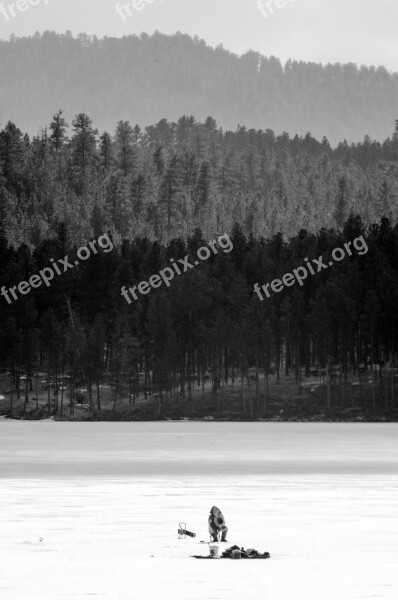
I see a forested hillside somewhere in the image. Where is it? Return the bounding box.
[0,32,398,144]
[1,109,398,420]
[1,112,398,249]
[1,218,398,420]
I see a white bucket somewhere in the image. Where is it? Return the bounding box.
[209,545,219,558]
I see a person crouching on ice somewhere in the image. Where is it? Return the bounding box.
[208,506,228,542]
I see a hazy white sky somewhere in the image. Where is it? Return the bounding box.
[0,0,397,71]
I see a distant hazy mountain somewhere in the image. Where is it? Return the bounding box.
[0,31,397,145]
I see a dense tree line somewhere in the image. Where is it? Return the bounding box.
[1,217,398,418]
[1,112,398,250]
[1,32,398,144]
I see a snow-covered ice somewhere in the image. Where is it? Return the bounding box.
[0,422,397,600]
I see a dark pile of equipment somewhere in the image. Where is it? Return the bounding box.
[192,545,271,559]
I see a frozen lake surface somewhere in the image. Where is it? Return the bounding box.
[0,422,397,600]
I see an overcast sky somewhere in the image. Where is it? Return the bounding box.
[0,0,397,71]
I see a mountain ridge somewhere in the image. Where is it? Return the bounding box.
[0,31,397,144]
